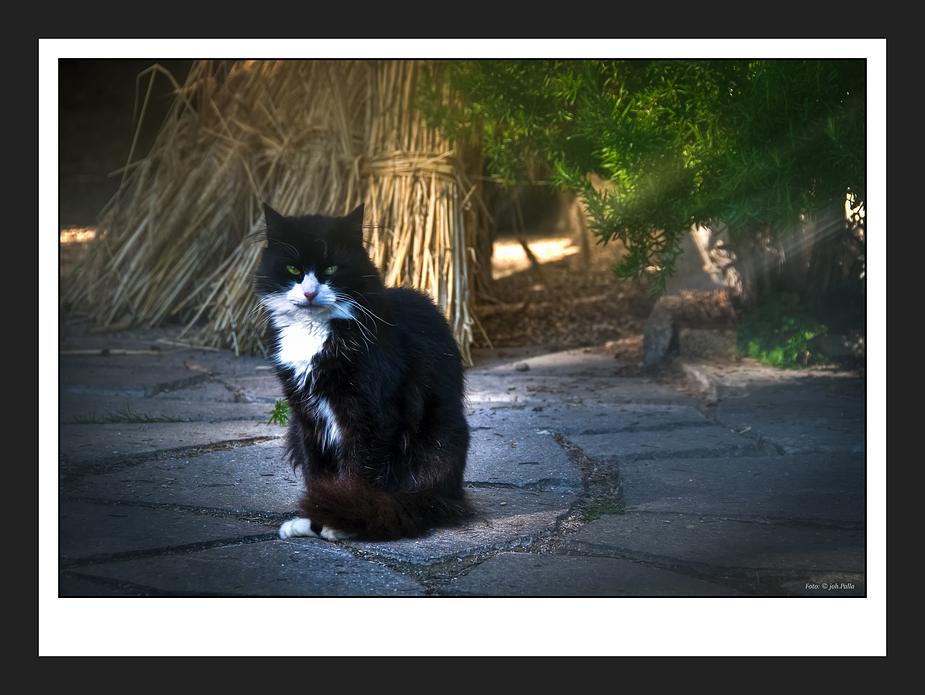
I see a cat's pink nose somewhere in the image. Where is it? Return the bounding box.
[304,290,318,303]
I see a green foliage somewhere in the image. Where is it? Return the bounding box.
[418,60,603,186]
[709,60,866,235]
[267,399,290,426]
[736,292,831,369]
[418,59,865,294]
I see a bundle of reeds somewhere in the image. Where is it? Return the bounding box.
[362,61,477,361]
[63,60,475,362]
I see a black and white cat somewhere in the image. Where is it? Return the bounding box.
[255,203,475,541]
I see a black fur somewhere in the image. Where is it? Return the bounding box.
[255,203,474,541]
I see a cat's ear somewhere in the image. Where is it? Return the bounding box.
[263,203,286,239]
[343,204,365,246]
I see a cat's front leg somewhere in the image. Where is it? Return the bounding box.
[279,517,353,541]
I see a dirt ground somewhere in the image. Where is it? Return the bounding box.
[474,235,656,365]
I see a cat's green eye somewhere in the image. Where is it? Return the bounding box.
[286,265,301,276]
[324,265,338,275]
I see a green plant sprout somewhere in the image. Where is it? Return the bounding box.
[268,399,290,426]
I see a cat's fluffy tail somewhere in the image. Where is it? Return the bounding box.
[299,475,476,541]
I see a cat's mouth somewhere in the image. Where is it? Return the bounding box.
[296,299,331,315]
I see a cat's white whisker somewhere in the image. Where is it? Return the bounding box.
[344,296,395,327]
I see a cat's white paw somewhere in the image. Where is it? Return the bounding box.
[279,518,318,539]
[279,518,353,541]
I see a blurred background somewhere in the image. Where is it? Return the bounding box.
[56,58,867,372]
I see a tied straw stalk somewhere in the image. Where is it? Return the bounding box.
[63,60,479,363]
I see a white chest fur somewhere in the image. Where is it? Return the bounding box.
[274,323,341,450]
[275,320,329,389]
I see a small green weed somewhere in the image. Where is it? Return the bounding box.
[580,499,626,522]
[736,292,831,369]
[71,406,184,424]
[267,399,290,426]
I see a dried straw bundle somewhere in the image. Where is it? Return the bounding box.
[63,60,475,361]
[362,61,476,361]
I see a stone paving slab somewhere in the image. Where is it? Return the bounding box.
[60,393,279,425]
[59,350,274,386]
[563,512,865,577]
[571,423,762,462]
[469,373,693,407]
[58,573,136,597]
[715,387,865,455]
[619,452,866,524]
[59,339,281,420]
[60,420,286,471]
[445,551,747,596]
[467,421,581,491]
[543,403,711,436]
[59,355,212,397]
[64,437,300,512]
[58,326,272,376]
[51,332,872,606]
[468,400,706,436]
[467,347,695,406]
[680,359,866,455]
[59,500,278,562]
[62,536,425,596]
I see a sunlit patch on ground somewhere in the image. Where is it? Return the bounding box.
[492,237,579,279]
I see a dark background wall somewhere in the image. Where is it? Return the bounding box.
[59,59,194,227]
